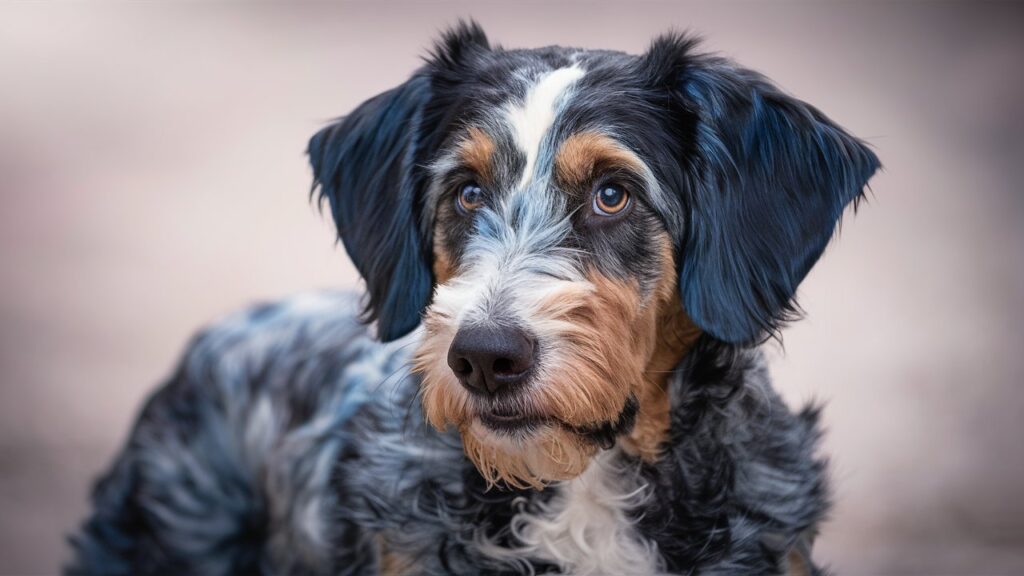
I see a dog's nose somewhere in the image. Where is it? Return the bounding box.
[447,324,535,396]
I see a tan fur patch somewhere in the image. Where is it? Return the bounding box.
[416,304,468,431]
[621,235,701,461]
[377,534,416,576]
[457,127,496,184]
[431,225,455,285]
[554,131,646,190]
[787,548,810,576]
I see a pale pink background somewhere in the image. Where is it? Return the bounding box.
[1,2,1022,574]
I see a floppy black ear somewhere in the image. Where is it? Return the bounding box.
[646,35,880,344]
[309,21,490,341]
[309,75,433,341]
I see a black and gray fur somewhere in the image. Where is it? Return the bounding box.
[69,292,827,575]
[69,22,878,575]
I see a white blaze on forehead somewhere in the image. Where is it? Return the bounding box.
[506,65,585,187]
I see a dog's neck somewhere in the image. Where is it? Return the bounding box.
[620,296,702,461]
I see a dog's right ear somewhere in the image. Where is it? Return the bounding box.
[308,21,489,341]
[642,33,880,345]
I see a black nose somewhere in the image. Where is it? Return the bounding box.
[447,324,535,396]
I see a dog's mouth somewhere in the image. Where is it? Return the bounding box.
[475,395,638,447]
[478,407,549,434]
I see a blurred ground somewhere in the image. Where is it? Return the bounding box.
[1,1,1023,574]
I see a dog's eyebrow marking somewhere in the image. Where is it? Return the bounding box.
[456,127,496,184]
[505,65,585,188]
[554,132,646,189]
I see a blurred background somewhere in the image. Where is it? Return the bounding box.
[1,1,1022,574]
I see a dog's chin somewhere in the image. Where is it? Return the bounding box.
[460,419,597,489]
[422,385,643,489]
[459,398,638,489]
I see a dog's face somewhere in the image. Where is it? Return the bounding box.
[309,23,879,488]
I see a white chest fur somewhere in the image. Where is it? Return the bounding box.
[480,450,665,575]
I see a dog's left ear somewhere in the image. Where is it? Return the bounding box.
[308,73,435,342]
[309,21,490,341]
[643,35,881,344]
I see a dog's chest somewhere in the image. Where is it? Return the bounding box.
[480,451,663,575]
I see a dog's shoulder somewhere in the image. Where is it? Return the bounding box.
[181,290,373,378]
[638,342,830,574]
[68,291,420,575]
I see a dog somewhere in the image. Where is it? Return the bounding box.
[68,22,879,576]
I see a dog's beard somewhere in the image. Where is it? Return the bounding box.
[460,422,596,489]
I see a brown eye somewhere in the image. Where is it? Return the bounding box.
[593,184,630,216]
[457,182,484,213]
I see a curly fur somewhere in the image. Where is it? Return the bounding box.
[68,292,829,575]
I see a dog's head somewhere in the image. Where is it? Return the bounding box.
[309,22,879,488]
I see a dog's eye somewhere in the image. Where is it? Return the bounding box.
[593,184,630,216]
[457,182,484,214]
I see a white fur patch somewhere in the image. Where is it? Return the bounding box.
[479,450,665,575]
[506,65,585,188]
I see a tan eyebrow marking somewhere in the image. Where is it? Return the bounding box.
[554,131,646,189]
[455,127,496,183]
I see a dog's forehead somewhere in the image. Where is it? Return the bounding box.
[502,64,586,188]
[435,48,662,188]
[475,49,642,165]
